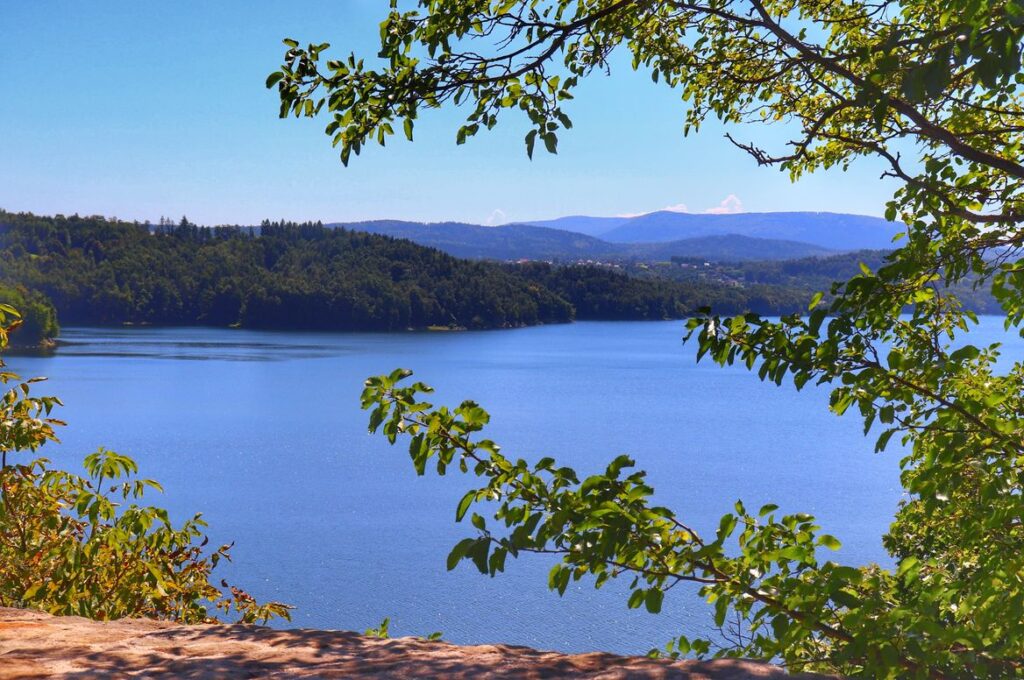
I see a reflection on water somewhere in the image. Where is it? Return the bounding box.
[55,329,346,361]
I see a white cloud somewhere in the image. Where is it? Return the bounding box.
[484,208,507,226]
[704,194,743,214]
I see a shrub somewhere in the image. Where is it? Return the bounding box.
[0,305,290,624]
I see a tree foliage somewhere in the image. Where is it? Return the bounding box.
[0,285,59,348]
[282,0,1024,676]
[0,306,290,624]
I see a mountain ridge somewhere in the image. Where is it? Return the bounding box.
[520,214,630,237]
[331,215,865,262]
[522,210,900,250]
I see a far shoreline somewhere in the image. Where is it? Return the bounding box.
[19,312,1016,351]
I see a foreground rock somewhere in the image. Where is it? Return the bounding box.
[0,607,829,679]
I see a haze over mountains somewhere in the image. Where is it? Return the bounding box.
[333,211,900,262]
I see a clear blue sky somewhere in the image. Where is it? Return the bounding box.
[1,2,899,226]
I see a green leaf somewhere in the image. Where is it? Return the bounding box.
[446,538,475,571]
[455,490,475,521]
[717,513,737,540]
[525,130,537,159]
[819,534,842,551]
[808,291,824,310]
[644,588,664,614]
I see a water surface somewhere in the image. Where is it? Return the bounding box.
[11,319,1017,654]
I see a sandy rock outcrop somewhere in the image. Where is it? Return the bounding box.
[0,607,830,679]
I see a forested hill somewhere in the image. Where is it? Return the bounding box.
[0,212,816,331]
[0,212,570,330]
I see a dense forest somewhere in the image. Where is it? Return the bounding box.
[0,211,817,333]
[512,262,810,319]
[0,212,569,330]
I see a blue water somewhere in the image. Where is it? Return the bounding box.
[8,319,1018,654]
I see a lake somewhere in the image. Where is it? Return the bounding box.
[9,319,1019,654]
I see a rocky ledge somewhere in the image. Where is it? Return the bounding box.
[0,607,830,679]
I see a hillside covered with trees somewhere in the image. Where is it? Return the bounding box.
[0,211,814,332]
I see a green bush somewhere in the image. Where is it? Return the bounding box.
[0,305,290,623]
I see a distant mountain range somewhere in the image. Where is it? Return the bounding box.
[525,211,900,250]
[334,220,834,262]
[332,211,899,262]
[522,215,630,237]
